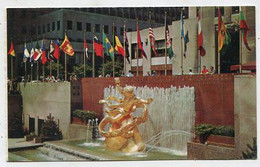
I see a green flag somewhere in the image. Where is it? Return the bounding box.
[102,32,114,60]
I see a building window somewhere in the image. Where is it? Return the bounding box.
[215,7,224,17]
[104,25,109,34]
[22,26,27,34]
[120,27,124,35]
[131,43,137,59]
[30,26,36,35]
[21,10,26,18]
[47,23,50,32]
[86,23,91,32]
[38,26,41,35]
[77,22,82,31]
[232,7,239,14]
[42,25,45,34]
[128,28,132,32]
[57,21,60,30]
[95,24,100,33]
[52,22,55,31]
[31,11,36,19]
[67,20,73,30]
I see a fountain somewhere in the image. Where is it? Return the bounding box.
[99,77,153,152]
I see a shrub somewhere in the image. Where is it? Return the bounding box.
[195,124,215,136]
[40,115,62,140]
[242,137,257,159]
[212,125,235,137]
[72,109,97,121]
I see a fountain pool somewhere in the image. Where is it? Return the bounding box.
[9,139,186,161]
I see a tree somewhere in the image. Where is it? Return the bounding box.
[242,137,257,159]
[69,64,92,78]
[40,114,62,140]
[98,61,123,77]
[45,62,64,77]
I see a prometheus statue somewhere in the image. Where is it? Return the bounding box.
[99,78,153,152]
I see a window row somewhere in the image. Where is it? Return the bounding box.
[67,20,132,35]
[21,21,61,35]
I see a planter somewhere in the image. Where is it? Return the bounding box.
[72,116,87,125]
[207,135,234,147]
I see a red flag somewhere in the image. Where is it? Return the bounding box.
[8,42,15,56]
[149,27,158,56]
[60,34,74,56]
[41,50,47,65]
[53,39,60,59]
[198,10,206,56]
[137,21,147,59]
[114,35,125,57]
[239,10,251,51]
[94,36,103,57]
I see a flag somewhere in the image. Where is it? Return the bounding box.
[24,43,30,58]
[30,45,34,66]
[149,27,158,56]
[8,42,15,57]
[198,10,206,56]
[33,42,42,61]
[184,31,189,58]
[60,34,74,56]
[115,35,125,57]
[102,32,114,59]
[166,23,175,59]
[48,40,55,61]
[93,35,103,57]
[218,8,231,53]
[124,30,130,63]
[239,10,251,51]
[53,39,60,59]
[137,22,147,59]
[84,38,89,59]
[41,42,47,65]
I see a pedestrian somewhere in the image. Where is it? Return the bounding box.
[127,70,134,77]
[201,65,209,74]
[209,66,216,74]
[189,69,193,75]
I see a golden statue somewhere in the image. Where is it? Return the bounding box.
[99,78,153,152]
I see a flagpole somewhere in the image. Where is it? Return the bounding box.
[102,25,105,77]
[42,38,45,81]
[83,30,86,77]
[149,11,152,74]
[123,20,126,75]
[92,26,95,78]
[136,18,139,76]
[181,10,184,75]
[50,52,52,77]
[65,53,67,81]
[112,23,115,77]
[164,12,167,76]
[11,51,13,80]
[197,7,201,73]
[239,6,242,73]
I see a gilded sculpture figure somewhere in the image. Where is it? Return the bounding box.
[99,78,153,152]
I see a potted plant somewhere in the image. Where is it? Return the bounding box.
[195,124,215,144]
[72,109,97,125]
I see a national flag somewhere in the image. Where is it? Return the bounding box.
[102,32,114,60]
[239,10,251,51]
[33,42,42,61]
[184,31,189,58]
[53,39,60,59]
[41,42,47,65]
[24,43,30,58]
[137,21,147,59]
[149,27,158,56]
[8,42,15,57]
[166,23,175,59]
[93,35,103,57]
[115,35,125,57]
[84,38,89,59]
[197,10,206,56]
[60,34,74,56]
[30,44,34,66]
[48,40,55,61]
[218,8,231,53]
[124,30,130,63]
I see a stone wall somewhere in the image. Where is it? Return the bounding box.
[82,73,235,126]
[187,142,237,160]
[20,82,71,139]
[234,74,256,157]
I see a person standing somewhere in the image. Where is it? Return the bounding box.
[201,65,209,74]
[209,66,216,74]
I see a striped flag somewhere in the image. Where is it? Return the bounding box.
[166,23,175,59]
[239,10,251,51]
[124,30,130,63]
[48,40,55,61]
[197,10,206,56]
[33,42,42,61]
[149,27,158,56]
[24,43,30,58]
[115,35,125,57]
